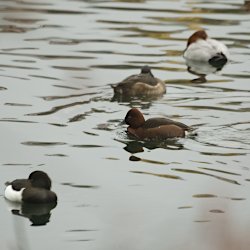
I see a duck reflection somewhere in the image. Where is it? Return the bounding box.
[123,140,184,155]
[6,201,57,226]
[185,59,227,83]
[111,95,161,111]
[111,92,164,103]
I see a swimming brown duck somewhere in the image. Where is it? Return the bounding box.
[125,108,191,140]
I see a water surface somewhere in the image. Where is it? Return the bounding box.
[0,0,250,249]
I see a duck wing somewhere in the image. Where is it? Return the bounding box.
[143,118,190,130]
[112,73,158,89]
[8,179,31,191]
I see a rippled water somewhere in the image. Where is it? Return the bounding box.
[0,0,250,249]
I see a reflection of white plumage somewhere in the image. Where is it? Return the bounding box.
[186,59,223,75]
[184,30,229,68]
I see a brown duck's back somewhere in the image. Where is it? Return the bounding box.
[128,124,186,140]
[112,74,160,94]
[119,73,158,86]
[143,118,190,130]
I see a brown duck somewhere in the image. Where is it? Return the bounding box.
[125,108,191,140]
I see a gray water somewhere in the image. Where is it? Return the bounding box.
[0,0,250,249]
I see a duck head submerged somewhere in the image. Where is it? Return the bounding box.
[184,29,229,69]
[4,170,57,204]
[186,30,208,47]
[111,65,166,98]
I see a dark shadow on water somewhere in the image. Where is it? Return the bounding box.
[172,168,240,185]
[61,183,99,189]
[21,141,66,146]
[123,139,184,154]
[0,86,7,91]
[130,170,183,180]
[40,91,99,101]
[7,201,57,226]
[26,100,91,116]
[115,138,184,164]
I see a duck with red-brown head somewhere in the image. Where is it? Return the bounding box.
[125,108,145,128]
[184,30,229,68]
[186,30,208,47]
[125,108,191,140]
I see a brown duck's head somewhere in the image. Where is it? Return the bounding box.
[28,171,52,190]
[125,108,145,128]
[187,30,208,47]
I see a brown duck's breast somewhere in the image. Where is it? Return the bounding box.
[127,127,141,139]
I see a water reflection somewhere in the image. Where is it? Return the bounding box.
[111,92,164,104]
[6,201,57,226]
[0,0,250,249]
[123,139,184,154]
[185,59,227,83]
[172,168,240,185]
[131,170,182,180]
